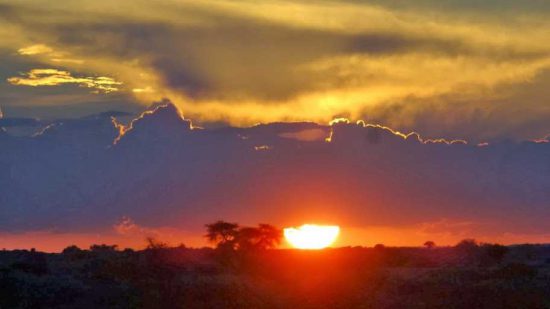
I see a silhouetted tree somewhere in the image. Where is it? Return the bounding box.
[423,241,436,249]
[62,245,82,255]
[455,239,479,264]
[62,245,86,260]
[90,244,118,252]
[236,224,283,251]
[145,237,170,268]
[205,221,239,249]
[455,239,478,252]
[146,237,168,250]
[236,227,262,251]
[256,224,283,250]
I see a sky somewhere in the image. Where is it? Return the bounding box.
[1,0,550,251]
[2,0,550,141]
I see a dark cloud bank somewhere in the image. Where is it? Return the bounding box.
[0,102,549,239]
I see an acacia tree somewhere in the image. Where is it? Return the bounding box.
[424,241,436,249]
[205,221,240,249]
[255,224,283,250]
[236,227,262,251]
[455,238,479,264]
[236,224,283,251]
[205,221,282,251]
[455,239,478,253]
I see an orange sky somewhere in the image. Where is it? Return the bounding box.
[3,225,549,253]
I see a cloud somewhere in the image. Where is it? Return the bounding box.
[51,58,84,64]
[112,100,191,144]
[279,128,329,142]
[0,103,549,248]
[17,44,84,64]
[1,0,550,140]
[254,145,272,151]
[326,120,467,145]
[132,86,153,93]
[7,68,122,93]
[113,216,154,237]
[17,44,53,55]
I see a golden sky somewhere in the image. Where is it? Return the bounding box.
[1,0,550,141]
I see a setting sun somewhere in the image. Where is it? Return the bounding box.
[284,224,340,249]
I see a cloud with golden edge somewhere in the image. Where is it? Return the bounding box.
[359,122,467,145]
[325,118,467,145]
[112,102,191,145]
[17,44,84,64]
[17,44,53,55]
[7,69,122,93]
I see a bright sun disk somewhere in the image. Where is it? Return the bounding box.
[284,224,340,249]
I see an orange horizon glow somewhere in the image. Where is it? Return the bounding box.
[2,224,550,253]
[284,224,340,249]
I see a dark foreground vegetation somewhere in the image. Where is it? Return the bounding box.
[1,228,549,308]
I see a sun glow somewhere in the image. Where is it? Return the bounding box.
[284,224,340,249]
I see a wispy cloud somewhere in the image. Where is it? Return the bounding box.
[51,58,84,64]
[7,68,122,93]
[17,44,53,55]
[17,44,84,64]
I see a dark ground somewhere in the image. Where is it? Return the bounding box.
[1,243,549,308]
